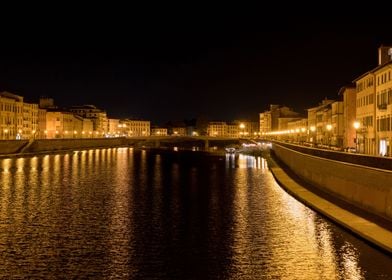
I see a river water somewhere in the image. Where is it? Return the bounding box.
[0,148,391,279]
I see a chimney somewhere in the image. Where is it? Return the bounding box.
[378,45,392,65]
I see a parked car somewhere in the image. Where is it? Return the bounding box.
[345,147,356,153]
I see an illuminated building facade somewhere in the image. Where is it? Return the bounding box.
[22,102,39,139]
[353,45,392,155]
[339,85,357,150]
[69,105,109,135]
[121,119,150,136]
[171,127,186,136]
[0,92,24,140]
[151,128,168,136]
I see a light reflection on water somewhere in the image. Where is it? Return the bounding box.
[0,149,390,278]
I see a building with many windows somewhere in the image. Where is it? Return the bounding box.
[339,85,357,150]
[69,105,109,135]
[207,122,227,137]
[260,105,303,139]
[108,118,120,136]
[0,92,24,140]
[374,60,392,156]
[354,72,376,154]
[353,45,392,155]
[22,102,39,139]
[120,119,150,136]
[151,128,168,136]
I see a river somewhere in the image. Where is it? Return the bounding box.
[0,148,391,279]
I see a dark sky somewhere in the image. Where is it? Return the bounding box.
[0,9,390,125]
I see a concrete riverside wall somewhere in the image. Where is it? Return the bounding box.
[23,138,127,153]
[274,141,392,170]
[0,140,29,154]
[273,143,392,221]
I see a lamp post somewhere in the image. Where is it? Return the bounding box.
[326,124,332,148]
[239,123,245,138]
[353,121,360,153]
[309,126,316,146]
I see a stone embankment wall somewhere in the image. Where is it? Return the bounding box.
[0,137,244,155]
[0,138,130,155]
[272,143,392,221]
[0,140,29,154]
[23,138,127,153]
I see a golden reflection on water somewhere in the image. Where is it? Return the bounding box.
[1,158,11,173]
[0,159,12,222]
[340,243,364,280]
[227,154,364,279]
[0,150,382,278]
[106,148,135,278]
[230,154,268,169]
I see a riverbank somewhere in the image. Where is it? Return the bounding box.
[267,154,392,254]
[0,139,227,159]
[0,138,130,159]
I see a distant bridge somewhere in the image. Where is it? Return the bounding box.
[122,136,257,149]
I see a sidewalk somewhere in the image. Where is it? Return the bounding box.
[268,156,392,254]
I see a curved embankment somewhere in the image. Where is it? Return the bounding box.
[269,143,392,253]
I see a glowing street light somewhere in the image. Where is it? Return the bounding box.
[239,123,245,138]
[326,124,332,147]
[353,121,360,153]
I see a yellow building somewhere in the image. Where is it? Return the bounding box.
[108,118,120,136]
[375,61,392,156]
[226,123,239,138]
[260,105,302,139]
[38,108,47,139]
[82,118,94,138]
[287,118,308,143]
[69,105,109,135]
[354,72,376,154]
[207,122,227,137]
[0,92,24,140]
[307,99,335,145]
[121,119,150,136]
[171,127,186,136]
[207,121,258,138]
[22,102,39,139]
[353,45,392,155]
[151,128,167,136]
[259,111,271,135]
[46,111,93,139]
[339,85,357,150]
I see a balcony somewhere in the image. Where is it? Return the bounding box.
[378,103,387,110]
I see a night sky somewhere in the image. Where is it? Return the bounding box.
[0,9,390,125]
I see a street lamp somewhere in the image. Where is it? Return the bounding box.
[309,126,316,145]
[353,121,360,153]
[326,124,332,148]
[239,123,245,138]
